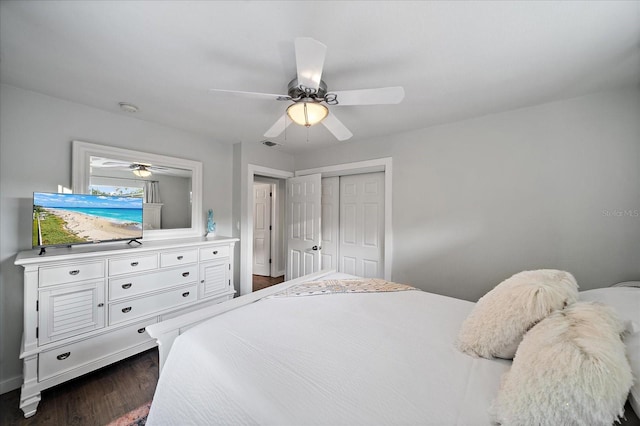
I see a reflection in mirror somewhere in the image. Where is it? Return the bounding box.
[89,156,192,230]
[72,141,203,240]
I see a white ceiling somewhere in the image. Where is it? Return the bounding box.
[1,1,638,153]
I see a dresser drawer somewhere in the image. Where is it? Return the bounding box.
[39,317,157,381]
[39,261,104,287]
[109,265,197,301]
[160,249,198,268]
[109,254,158,276]
[199,245,229,262]
[109,283,197,325]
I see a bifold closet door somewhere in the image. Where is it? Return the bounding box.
[321,177,340,271]
[339,172,385,278]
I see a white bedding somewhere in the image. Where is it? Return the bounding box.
[147,283,510,425]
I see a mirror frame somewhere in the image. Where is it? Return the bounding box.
[72,140,204,240]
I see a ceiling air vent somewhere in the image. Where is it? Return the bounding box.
[262,140,278,147]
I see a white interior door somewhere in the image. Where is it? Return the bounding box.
[321,177,339,271]
[339,172,385,278]
[286,174,322,280]
[253,183,271,276]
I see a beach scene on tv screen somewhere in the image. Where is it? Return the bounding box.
[33,193,143,247]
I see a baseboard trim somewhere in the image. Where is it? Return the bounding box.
[1,374,22,395]
[274,270,285,278]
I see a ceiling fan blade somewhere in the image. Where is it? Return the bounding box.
[210,89,291,101]
[331,86,405,106]
[322,113,353,141]
[295,37,327,91]
[264,113,293,138]
[98,163,129,168]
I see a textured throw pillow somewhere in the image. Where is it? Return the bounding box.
[490,302,632,426]
[457,269,578,359]
[579,286,640,418]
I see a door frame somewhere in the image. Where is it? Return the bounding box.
[242,165,294,296]
[241,158,392,295]
[253,178,283,278]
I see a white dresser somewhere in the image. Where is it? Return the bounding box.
[14,236,238,418]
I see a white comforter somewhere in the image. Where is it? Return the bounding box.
[147,288,510,425]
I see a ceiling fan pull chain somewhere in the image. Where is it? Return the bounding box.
[284,115,288,141]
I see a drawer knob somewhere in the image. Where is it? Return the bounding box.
[130,261,139,267]
[137,327,146,334]
[212,250,218,255]
[69,270,80,276]
[122,283,132,289]
[177,255,184,260]
[97,303,104,308]
[182,291,190,298]
[57,352,71,361]
[122,307,132,313]
[182,272,190,277]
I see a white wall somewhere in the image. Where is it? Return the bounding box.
[294,88,640,301]
[232,142,295,294]
[0,84,233,392]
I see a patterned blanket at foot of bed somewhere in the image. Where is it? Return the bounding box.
[267,278,418,298]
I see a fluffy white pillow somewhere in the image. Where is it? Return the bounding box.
[457,269,578,359]
[490,302,633,426]
[579,286,640,417]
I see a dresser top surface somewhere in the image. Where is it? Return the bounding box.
[15,236,238,265]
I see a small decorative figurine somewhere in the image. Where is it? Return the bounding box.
[207,209,216,235]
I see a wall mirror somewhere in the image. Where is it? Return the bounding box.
[72,140,203,240]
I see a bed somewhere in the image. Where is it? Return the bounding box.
[145,271,639,425]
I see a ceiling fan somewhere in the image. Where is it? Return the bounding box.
[93,159,168,177]
[210,38,405,141]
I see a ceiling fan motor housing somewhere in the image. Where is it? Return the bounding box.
[287,78,328,101]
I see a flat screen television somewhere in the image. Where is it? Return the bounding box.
[33,192,143,249]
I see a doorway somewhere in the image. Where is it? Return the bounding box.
[252,176,285,291]
[241,158,392,296]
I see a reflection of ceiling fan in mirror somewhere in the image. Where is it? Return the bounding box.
[210,37,405,141]
[92,158,169,178]
[130,164,153,178]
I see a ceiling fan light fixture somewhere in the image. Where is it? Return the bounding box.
[287,99,328,127]
[132,166,152,177]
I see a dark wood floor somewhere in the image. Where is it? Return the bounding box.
[0,349,158,426]
[252,274,285,292]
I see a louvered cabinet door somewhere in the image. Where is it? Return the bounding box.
[38,281,106,344]
[198,259,230,299]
